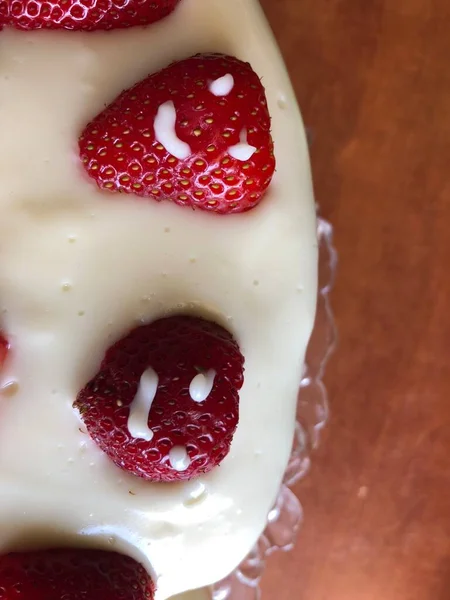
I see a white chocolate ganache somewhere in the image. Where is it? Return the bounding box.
[0,0,317,598]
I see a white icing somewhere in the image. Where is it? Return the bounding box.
[208,74,234,97]
[127,367,158,441]
[0,1,317,598]
[189,369,216,403]
[169,590,209,600]
[154,101,192,160]
[0,380,19,397]
[187,481,206,502]
[227,128,257,161]
[169,446,191,471]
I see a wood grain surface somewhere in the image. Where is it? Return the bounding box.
[259,1,450,599]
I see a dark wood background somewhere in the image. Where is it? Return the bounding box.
[259,1,450,599]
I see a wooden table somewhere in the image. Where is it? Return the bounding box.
[259,1,450,599]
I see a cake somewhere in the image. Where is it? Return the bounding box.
[171,590,209,600]
[0,0,318,598]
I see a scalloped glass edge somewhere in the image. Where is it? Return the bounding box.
[208,216,337,600]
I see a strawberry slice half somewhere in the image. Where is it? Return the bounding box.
[3,0,181,31]
[74,316,244,482]
[0,332,9,370]
[79,53,276,214]
[0,549,155,599]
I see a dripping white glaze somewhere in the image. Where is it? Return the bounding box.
[154,101,192,160]
[127,367,159,441]
[208,74,234,97]
[189,369,216,403]
[227,128,256,161]
[169,446,191,471]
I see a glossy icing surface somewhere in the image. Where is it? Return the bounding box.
[0,1,317,598]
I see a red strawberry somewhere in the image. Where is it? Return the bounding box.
[79,53,275,214]
[2,0,180,31]
[74,316,244,482]
[0,333,8,370]
[0,549,155,599]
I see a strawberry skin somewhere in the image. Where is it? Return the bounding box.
[79,53,275,214]
[2,0,180,31]
[0,549,155,599]
[0,333,8,370]
[74,316,244,482]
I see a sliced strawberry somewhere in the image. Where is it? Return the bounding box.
[0,549,155,599]
[74,316,244,482]
[3,0,181,31]
[0,332,9,370]
[79,53,275,214]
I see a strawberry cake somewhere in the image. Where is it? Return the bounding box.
[0,0,317,598]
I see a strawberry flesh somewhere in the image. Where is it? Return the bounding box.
[2,0,181,31]
[0,549,155,599]
[79,53,275,214]
[74,316,244,482]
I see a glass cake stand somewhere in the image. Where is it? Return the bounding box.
[210,216,337,600]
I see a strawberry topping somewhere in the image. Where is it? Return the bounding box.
[74,316,244,482]
[79,53,275,214]
[2,0,181,31]
[0,549,155,599]
[0,333,9,370]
